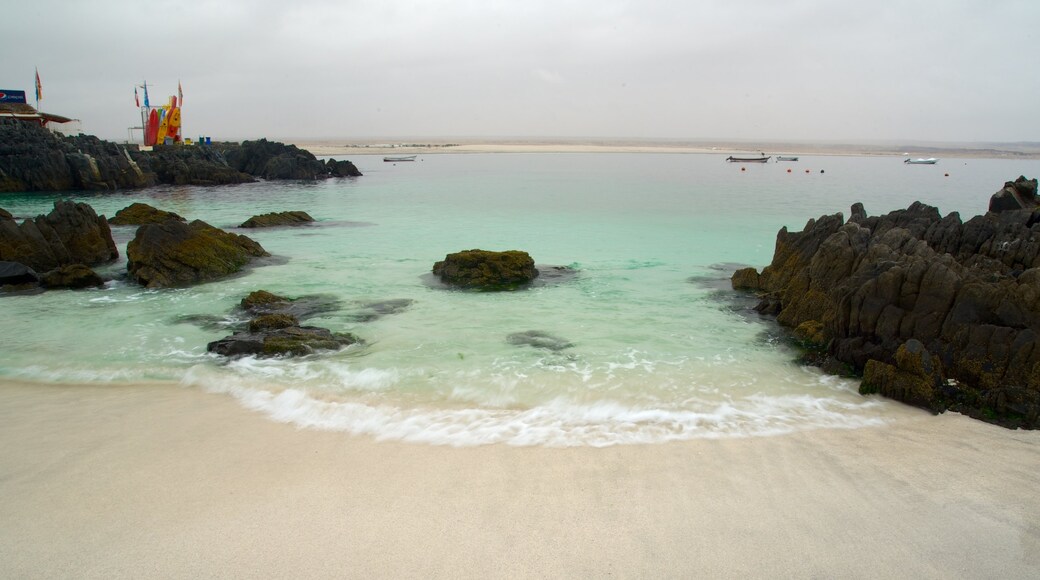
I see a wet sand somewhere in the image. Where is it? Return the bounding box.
[1,378,1038,578]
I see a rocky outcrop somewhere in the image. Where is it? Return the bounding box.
[215,139,362,180]
[734,180,1040,428]
[0,119,152,191]
[432,249,539,290]
[108,202,186,225]
[126,219,268,288]
[239,211,315,228]
[0,119,360,192]
[0,200,118,271]
[989,176,1038,213]
[207,289,360,358]
[132,145,254,186]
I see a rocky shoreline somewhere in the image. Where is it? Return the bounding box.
[0,119,361,192]
[733,176,1039,428]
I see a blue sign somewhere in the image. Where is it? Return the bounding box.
[0,90,27,103]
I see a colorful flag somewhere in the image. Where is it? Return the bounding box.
[178,80,183,107]
[143,81,149,108]
[135,86,140,107]
[34,68,42,102]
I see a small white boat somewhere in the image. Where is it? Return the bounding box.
[725,155,770,163]
[384,155,417,162]
[776,156,799,162]
[904,157,938,165]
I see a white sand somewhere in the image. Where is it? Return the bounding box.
[289,139,1040,159]
[1,378,1038,579]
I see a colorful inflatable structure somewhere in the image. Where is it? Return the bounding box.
[137,81,183,146]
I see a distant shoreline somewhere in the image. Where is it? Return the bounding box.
[289,138,1040,160]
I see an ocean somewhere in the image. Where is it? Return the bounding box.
[2,152,1037,446]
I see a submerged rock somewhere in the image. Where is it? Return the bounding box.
[345,298,415,322]
[507,330,574,351]
[239,211,315,228]
[733,182,1040,429]
[126,219,268,288]
[432,249,539,291]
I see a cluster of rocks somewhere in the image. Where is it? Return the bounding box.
[0,200,117,289]
[733,176,1040,428]
[207,290,360,358]
[0,119,361,192]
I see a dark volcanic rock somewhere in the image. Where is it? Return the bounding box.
[733,183,1040,428]
[325,158,363,177]
[0,119,152,191]
[133,144,254,186]
[1,120,359,192]
[40,263,105,289]
[0,200,118,271]
[0,261,39,286]
[126,219,269,288]
[216,139,361,180]
[989,176,1038,213]
[345,298,414,322]
[239,211,315,228]
[108,202,186,225]
[240,289,341,320]
[432,249,539,290]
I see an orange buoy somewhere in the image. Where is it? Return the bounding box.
[787,169,791,173]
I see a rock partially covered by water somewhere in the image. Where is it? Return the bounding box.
[40,263,104,289]
[126,219,269,288]
[0,261,39,287]
[108,202,186,225]
[0,200,118,272]
[207,325,359,358]
[239,211,315,228]
[733,185,1040,428]
[432,249,539,290]
[325,158,363,177]
[208,289,360,358]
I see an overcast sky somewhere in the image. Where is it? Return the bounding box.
[2,0,1038,143]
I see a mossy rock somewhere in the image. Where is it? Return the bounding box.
[108,202,185,225]
[239,211,314,228]
[126,219,268,288]
[241,290,290,313]
[249,313,299,332]
[731,267,761,291]
[432,249,538,291]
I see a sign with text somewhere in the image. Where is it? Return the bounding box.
[0,90,28,103]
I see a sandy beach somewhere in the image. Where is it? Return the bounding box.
[289,138,1040,160]
[1,378,1037,579]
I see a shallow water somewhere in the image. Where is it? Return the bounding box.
[2,153,1037,445]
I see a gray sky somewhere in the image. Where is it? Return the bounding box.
[2,0,1038,142]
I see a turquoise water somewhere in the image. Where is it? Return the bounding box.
[2,153,1038,445]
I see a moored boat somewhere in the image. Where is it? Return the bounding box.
[384,155,417,162]
[904,157,938,165]
[725,156,770,163]
[776,156,799,162]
